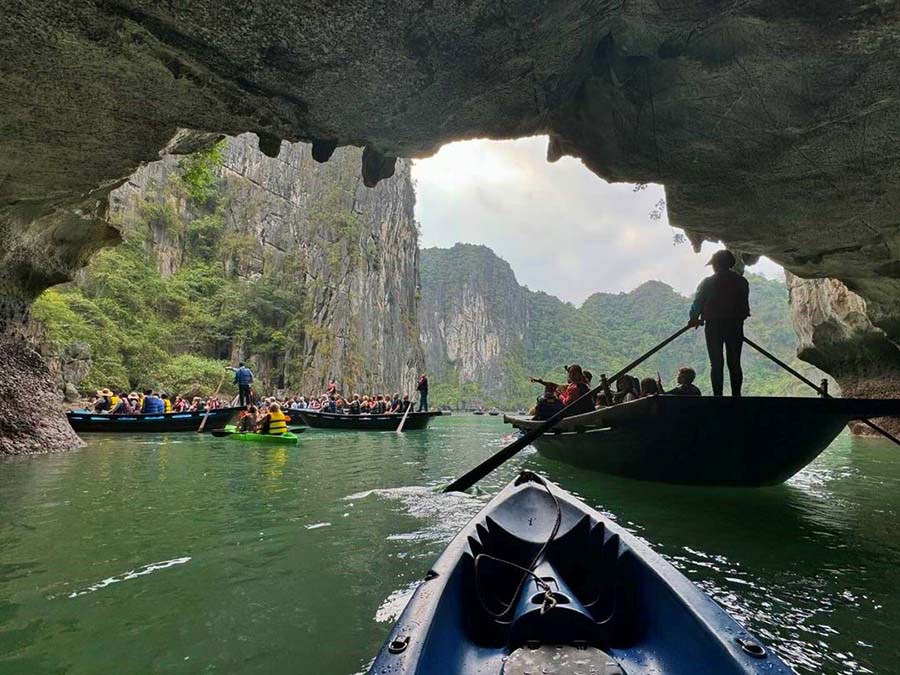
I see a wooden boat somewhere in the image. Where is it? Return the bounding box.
[473,409,485,416]
[66,407,240,433]
[488,407,501,416]
[369,471,791,675]
[296,409,441,431]
[503,395,900,486]
[219,425,302,444]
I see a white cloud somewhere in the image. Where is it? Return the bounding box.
[413,136,783,304]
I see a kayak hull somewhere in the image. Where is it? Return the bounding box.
[222,425,302,444]
[369,471,792,675]
[67,407,240,433]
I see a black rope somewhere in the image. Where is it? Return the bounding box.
[473,475,562,623]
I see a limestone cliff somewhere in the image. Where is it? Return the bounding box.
[113,134,423,397]
[419,245,529,398]
[420,244,822,408]
[789,274,900,434]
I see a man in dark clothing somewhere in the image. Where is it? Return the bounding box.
[416,374,429,412]
[533,383,565,420]
[228,362,254,407]
[688,250,750,397]
[666,367,702,396]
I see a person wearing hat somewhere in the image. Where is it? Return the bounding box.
[688,249,751,397]
[93,388,115,413]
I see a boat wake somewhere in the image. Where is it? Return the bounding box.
[345,485,484,544]
[68,557,191,598]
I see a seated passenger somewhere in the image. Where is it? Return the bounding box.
[639,377,659,397]
[260,403,287,435]
[94,388,114,413]
[666,367,702,396]
[400,394,412,412]
[238,405,259,432]
[348,395,361,415]
[530,364,593,417]
[613,377,637,404]
[110,392,131,415]
[533,383,565,420]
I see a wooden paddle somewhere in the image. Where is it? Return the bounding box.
[444,325,692,492]
[396,397,413,433]
[743,336,900,448]
[198,368,228,433]
[210,429,233,438]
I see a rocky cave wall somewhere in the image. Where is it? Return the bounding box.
[789,274,900,433]
[4,1,900,451]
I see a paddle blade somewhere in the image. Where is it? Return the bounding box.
[210,429,232,438]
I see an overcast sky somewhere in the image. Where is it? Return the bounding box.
[412,136,783,305]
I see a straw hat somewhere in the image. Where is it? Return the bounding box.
[97,388,113,397]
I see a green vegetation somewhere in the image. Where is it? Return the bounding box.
[421,245,831,409]
[31,142,317,397]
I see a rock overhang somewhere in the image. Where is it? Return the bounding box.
[2,1,900,328]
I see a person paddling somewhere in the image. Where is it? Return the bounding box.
[227,361,254,407]
[688,250,750,397]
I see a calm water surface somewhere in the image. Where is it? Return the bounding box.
[1,416,898,674]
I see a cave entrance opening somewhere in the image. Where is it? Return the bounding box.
[411,135,784,309]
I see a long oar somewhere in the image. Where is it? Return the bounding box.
[396,398,413,433]
[743,336,900,448]
[444,325,692,492]
[198,369,228,433]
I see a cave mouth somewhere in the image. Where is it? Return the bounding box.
[411,135,785,307]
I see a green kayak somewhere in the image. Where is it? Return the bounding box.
[218,425,302,444]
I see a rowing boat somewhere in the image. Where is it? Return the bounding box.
[296,409,441,431]
[369,471,791,674]
[219,425,302,444]
[66,407,240,433]
[503,395,900,486]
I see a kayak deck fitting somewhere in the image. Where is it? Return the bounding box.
[369,471,791,674]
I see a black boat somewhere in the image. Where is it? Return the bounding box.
[504,395,900,486]
[369,471,792,674]
[66,407,240,433]
[296,409,441,431]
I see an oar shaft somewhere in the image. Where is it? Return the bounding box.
[198,368,228,432]
[444,325,692,492]
[743,336,900,448]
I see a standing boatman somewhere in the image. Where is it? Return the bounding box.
[417,373,429,412]
[688,250,750,397]
[227,361,254,408]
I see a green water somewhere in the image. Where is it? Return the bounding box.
[1,416,899,674]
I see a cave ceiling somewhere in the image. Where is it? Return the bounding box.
[2,0,900,330]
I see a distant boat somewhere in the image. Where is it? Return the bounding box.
[297,409,442,431]
[488,407,500,416]
[504,395,900,486]
[472,409,485,416]
[66,407,240,433]
[368,470,791,675]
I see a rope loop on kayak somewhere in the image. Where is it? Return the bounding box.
[473,474,562,623]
